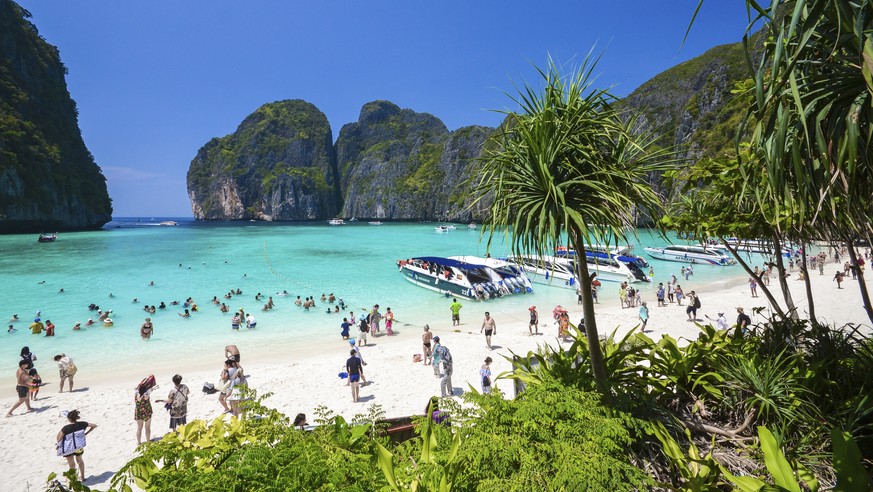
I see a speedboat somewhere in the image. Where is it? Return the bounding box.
[37,233,57,243]
[712,238,793,258]
[644,245,736,266]
[368,221,383,226]
[435,226,450,233]
[509,252,646,286]
[328,218,345,226]
[159,221,178,226]
[467,223,478,229]
[507,255,580,289]
[557,244,633,256]
[397,256,533,300]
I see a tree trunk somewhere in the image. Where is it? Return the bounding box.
[799,245,816,322]
[772,235,799,320]
[569,228,608,394]
[846,241,873,325]
[720,239,787,320]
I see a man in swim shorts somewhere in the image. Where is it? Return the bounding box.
[7,360,33,416]
[480,312,497,350]
[346,349,364,403]
[225,345,240,363]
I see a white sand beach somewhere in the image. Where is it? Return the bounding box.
[3,265,871,491]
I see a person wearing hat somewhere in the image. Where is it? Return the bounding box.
[72,321,82,331]
[480,357,493,394]
[140,317,154,340]
[706,311,729,331]
[736,307,752,335]
[481,312,497,350]
[30,317,44,335]
[528,306,539,336]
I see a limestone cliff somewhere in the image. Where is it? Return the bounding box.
[622,39,753,161]
[337,101,492,221]
[186,100,340,221]
[0,0,112,233]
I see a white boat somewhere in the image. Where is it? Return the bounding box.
[435,226,450,233]
[368,221,383,226]
[397,256,533,300]
[712,238,793,258]
[509,252,646,286]
[442,225,457,230]
[328,218,345,226]
[558,244,633,256]
[37,233,57,243]
[159,221,179,226]
[467,223,478,229]
[644,245,736,266]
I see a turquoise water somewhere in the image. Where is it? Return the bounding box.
[0,220,745,386]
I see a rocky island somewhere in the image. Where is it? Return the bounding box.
[0,0,112,233]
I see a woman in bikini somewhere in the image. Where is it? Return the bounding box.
[422,325,433,365]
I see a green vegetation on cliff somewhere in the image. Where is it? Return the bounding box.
[186,99,339,221]
[0,0,111,232]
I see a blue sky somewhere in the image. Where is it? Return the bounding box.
[18,1,753,217]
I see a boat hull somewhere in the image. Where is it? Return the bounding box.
[400,267,475,300]
[644,248,734,266]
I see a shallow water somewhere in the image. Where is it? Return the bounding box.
[0,219,746,386]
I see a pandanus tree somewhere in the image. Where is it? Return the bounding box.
[475,56,675,393]
[736,0,873,324]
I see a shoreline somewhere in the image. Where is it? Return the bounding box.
[2,264,871,491]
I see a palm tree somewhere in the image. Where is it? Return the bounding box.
[475,56,674,393]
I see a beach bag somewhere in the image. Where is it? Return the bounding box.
[693,296,701,309]
[482,375,491,387]
[57,428,86,456]
[66,362,78,376]
[202,382,218,394]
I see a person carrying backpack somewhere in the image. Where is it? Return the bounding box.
[687,291,701,321]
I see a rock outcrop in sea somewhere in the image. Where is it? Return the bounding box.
[188,100,493,222]
[337,101,491,221]
[186,100,341,221]
[187,39,755,223]
[0,0,112,233]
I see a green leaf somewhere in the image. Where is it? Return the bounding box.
[831,430,871,492]
[758,426,800,492]
[375,442,400,491]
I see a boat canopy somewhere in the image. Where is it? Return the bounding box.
[411,256,482,269]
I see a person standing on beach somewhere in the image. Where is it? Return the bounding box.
[481,312,497,350]
[346,349,363,403]
[686,291,700,321]
[134,375,156,445]
[340,318,351,339]
[656,283,666,307]
[54,354,76,392]
[140,318,153,339]
[358,314,369,346]
[56,410,96,482]
[618,282,628,308]
[834,271,844,289]
[369,305,382,335]
[20,346,36,369]
[449,298,462,326]
[6,360,33,417]
[675,285,684,306]
[432,336,453,397]
[384,307,394,336]
[225,345,240,363]
[639,302,649,331]
[165,375,189,431]
[748,276,759,298]
[422,325,434,365]
[347,340,368,384]
[480,357,493,394]
[735,308,752,335]
[528,306,539,335]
